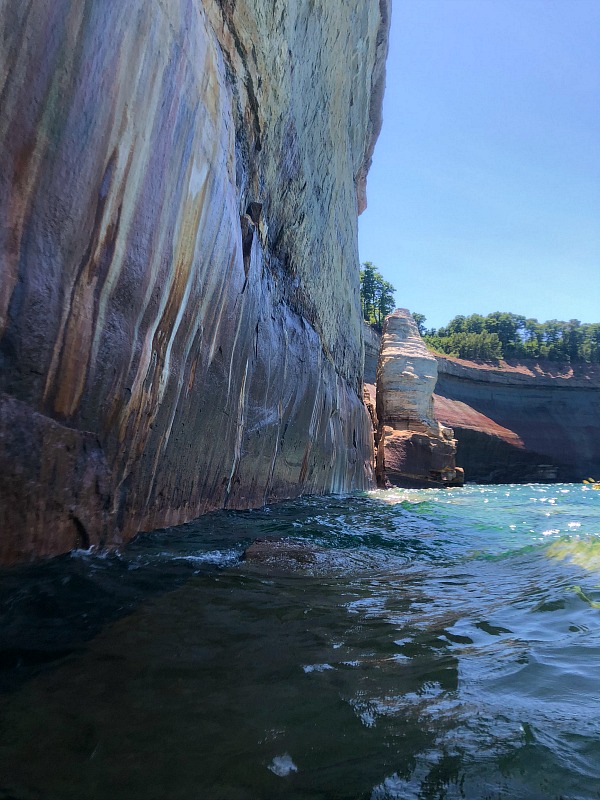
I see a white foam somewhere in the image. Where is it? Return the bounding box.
[169,548,241,566]
[268,753,298,777]
[303,663,334,673]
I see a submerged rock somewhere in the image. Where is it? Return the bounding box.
[242,537,322,568]
[375,310,463,488]
[0,0,390,562]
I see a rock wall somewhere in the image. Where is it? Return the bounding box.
[363,323,381,384]
[434,358,600,483]
[0,0,390,563]
[376,310,461,488]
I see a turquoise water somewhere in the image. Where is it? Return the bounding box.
[1,484,599,799]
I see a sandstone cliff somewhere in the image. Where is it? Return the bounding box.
[375,310,461,488]
[434,358,600,483]
[363,323,381,384]
[0,0,390,563]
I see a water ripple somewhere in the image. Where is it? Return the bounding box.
[0,484,599,799]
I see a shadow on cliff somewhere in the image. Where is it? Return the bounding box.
[434,357,600,483]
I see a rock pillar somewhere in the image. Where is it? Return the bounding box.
[376,309,463,488]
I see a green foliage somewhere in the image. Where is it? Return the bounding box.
[360,262,396,329]
[425,330,503,361]
[412,312,427,336]
[420,311,600,363]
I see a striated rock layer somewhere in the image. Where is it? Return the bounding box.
[434,358,600,483]
[376,310,462,488]
[0,0,390,563]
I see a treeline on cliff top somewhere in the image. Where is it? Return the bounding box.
[412,312,600,364]
[360,262,396,330]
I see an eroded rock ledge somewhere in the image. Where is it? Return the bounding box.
[375,310,463,488]
[0,0,390,563]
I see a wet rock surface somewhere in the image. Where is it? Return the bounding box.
[0,0,389,562]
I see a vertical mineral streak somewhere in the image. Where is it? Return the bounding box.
[0,0,390,563]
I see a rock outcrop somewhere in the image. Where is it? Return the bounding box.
[0,0,390,563]
[434,358,600,483]
[376,310,462,488]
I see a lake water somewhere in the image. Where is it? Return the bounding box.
[1,484,599,800]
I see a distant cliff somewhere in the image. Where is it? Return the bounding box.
[434,358,600,482]
[0,0,390,563]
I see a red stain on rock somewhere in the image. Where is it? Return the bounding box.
[434,357,600,483]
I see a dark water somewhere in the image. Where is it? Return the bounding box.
[1,484,600,800]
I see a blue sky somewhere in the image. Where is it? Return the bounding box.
[358,0,600,331]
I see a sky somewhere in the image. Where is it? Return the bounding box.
[358,0,600,331]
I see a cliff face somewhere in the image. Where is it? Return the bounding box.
[363,323,381,385]
[0,0,390,563]
[375,310,460,488]
[434,358,600,483]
